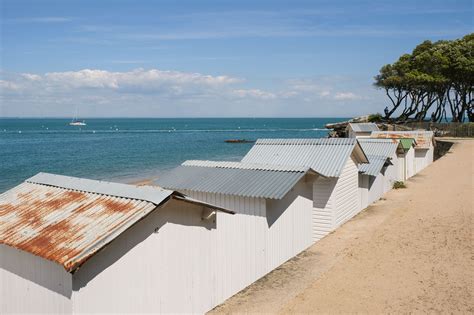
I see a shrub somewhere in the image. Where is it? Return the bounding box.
[393,181,406,189]
[368,113,383,122]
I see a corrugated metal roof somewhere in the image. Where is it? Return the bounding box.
[241,138,368,177]
[371,131,434,149]
[183,160,311,173]
[0,173,232,273]
[356,139,398,176]
[359,155,391,176]
[348,123,380,132]
[155,162,311,199]
[357,138,399,159]
[27,172,173,205]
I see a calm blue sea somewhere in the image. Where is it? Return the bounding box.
[0,118,346,193]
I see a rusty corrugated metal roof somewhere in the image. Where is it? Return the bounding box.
[0,173,232,273]
[371,131,434,149]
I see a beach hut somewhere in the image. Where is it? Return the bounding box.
[241,138,369,241]
[395,138,417,181]
[371,131,435,174]
[346,123,379,138]
[0,173,234,314]
[357,138,400,209]
[156,160,319,304]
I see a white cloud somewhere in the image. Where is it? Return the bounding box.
[333,92,361,100]
[232,89,276,100]
[0,80,20,91]
[319,90,331,97]
[4,69,242,93]
[21,73,41,81]
[0,69,382,117]
[282,79,362,100]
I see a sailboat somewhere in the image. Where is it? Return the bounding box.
[69,119,86,126]
[69,106,87,126]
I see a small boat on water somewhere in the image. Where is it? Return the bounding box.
[69,120,86,126]
[69,106,86,126]
[224,139,254,143]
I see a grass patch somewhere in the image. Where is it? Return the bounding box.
[393,181,406,189]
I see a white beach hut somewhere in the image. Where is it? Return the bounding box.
[395,138,417,181]
[156,161,319,305]
[0,173,235,314]
[357,138,400,209]
[241,138,369,241]
[346,123,379,138]
[371,131,435,174]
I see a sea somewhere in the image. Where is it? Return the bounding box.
[0,118,346,193]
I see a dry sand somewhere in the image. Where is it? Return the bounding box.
[129,179,155,186]
[210,139,473,314]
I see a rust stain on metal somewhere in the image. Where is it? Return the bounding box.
[372,132,432,148]
[101,199,134,213]
[0,182,157,272]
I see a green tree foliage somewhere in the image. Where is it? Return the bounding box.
[374,34,473,122]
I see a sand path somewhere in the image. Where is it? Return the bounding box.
[210,139,473,314]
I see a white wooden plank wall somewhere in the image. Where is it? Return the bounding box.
[334,156,360,227]
[312,176,337,241]
[0,245,72,314]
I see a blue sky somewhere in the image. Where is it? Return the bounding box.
[0,0,472,117]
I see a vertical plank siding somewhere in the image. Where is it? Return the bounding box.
[334,156,360,227]
[414,147,434,173]
[71,201,222,314]
[358,174,369,210]
[397,154,407,181]
[383,153,399,193]
[0,245,72,314]
[312,155,360,242]
[398,147,416,180]
[312,177,337,241]
[182,177,313,311]
[406,147,417,178]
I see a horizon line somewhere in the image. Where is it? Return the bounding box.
[0,116,354,119]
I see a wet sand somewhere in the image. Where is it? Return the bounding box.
[210,139,473,314]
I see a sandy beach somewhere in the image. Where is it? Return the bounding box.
[210,139,473,314]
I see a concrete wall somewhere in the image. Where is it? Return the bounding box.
[0,244,72,314]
